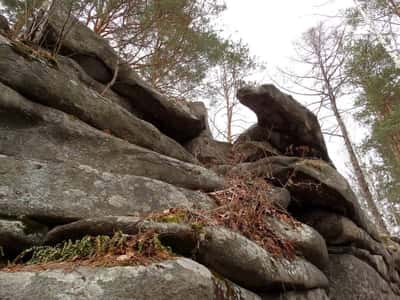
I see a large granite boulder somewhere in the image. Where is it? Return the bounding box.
[184,101,233,166]
[232,140,280,163]
[0,155,214,223]
[329,246,392,282]
[326,254,398,300]
[264,215,329,269]
[41,218,328,292]
[196,226,328,292]
[0,258,261,300]
[300,210,387,257]
[266,186,291,210]
[0,82,223,192]
[237,85,331,163]
[0,37,194,163]
[42,1,205,142]
[220,156,380,241]
[185,135,232,166]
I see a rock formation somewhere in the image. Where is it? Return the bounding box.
[0,4,399,300]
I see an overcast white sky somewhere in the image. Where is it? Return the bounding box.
[219,0,360,175]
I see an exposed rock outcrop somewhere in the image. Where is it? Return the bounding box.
[237,85,331,163]
[326,254,398,300]
[0,82,223,192]
[43,1,205,143]
[0,258,261,300]
[0,155,214,223]
[0,6,398,300]
[0,41,194,163]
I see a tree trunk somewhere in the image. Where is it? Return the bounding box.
[327,90,388,234]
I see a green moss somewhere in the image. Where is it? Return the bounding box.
[157,213,186,224]
[14,232,128,265]
[190,222,204,233]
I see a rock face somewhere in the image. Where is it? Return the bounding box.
[326,254,398,300]
[0,82,223,192]
[0,6,399,300]
[220,156,380,241]
[0,155,214,223]
[0,42,194,163]
[237,85,331,163]
[0,218,47,256]
[0,258,261,300]
[43,1,205,143]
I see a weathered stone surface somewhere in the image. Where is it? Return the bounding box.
[0,15,10,33]
[326,254,397,300]
[185,135,232,166]
[237,85,331,163]
[45,216,141,245]
[266,186,291,209]
[187,101,213,137]
[44,2,205,142]
[236,124,272,143]
[388,240,400,271]
[0,39,194,162]
[141,222,329,292]
[221,156,380,241]
[232,140,279,163]
[197,226,328,292]
[264,215,329,269]
[44,219,328,292]
[0,155,214,223]
[0,218,47,256]
[300,210,386,257]
[0,82,223,192]
[56,55,139,114]
[0,258,261,300]
[329,246,391,282]
[261,289,329,300]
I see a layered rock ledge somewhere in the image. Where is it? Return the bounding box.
[0,5,399,300]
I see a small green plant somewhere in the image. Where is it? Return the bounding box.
[15,235,97,264]
[12,230,173,267]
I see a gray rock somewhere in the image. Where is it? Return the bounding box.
[261,289,329,300]
[266,186,291,209]
[0,82,223,192]
[0,38,194,163]
[326,254,397,300]
[45,216,141,245]
[197,226,328,292]
[0,15,10,32]
[185,135,232,166]
[187,101,213,137]
[232,140,280,163]
[223,156,380,241]
[300,210,387,257]
[0,258,261,300]
[44,219,328,292]
[0,218,47,256]
[43,2,205,142]
[56,55,139,115]
[237,85,331,163]
[0,155,215,223]
[264,215,329,269]
[329,246,391,282]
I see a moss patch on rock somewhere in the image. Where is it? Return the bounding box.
[3,231,173,271]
